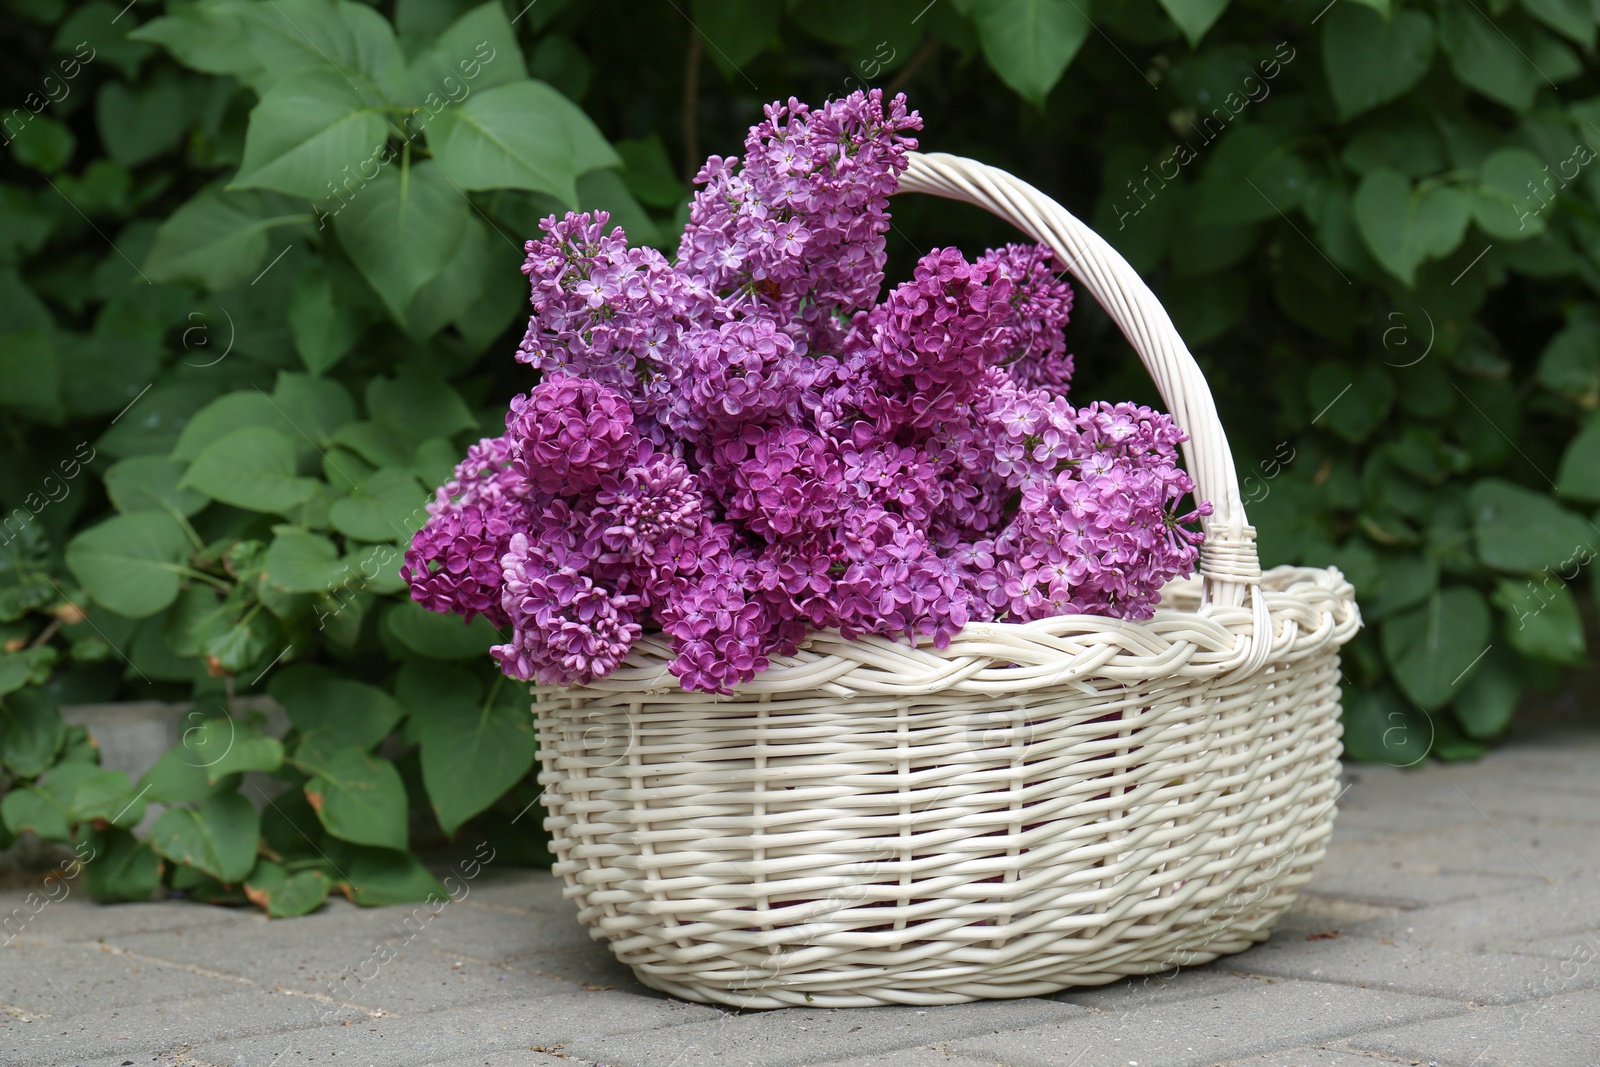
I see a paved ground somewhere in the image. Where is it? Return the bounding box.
[2,708,1597,1067]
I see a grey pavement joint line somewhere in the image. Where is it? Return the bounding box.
[1451,783,1557,885]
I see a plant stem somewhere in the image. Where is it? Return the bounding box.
[28,617,62,649]
[887,37,939,97]
[682,30,703,186]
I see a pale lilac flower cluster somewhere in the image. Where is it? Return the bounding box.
[405,90,1209,694]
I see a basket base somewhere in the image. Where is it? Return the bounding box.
[605,875,1309,1010]
[628,928,1273,1009]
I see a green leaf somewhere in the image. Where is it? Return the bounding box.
[1438,4,1542,111]
[420,677,535,835]
[289,263,366,375]
[1156,0,1230,46]
[0,648,56,698]
[263,530,345,595]
[98,380,224,459]
[179,426,322,514]
[0,331,60,422]
[64,767,147,827]
[615,135,683,208]
[1452,644,1521,739]
[971,0,1089,107]
[56,0,155,79]
[578,168,661,248]
[334,159,468,324]
[1381,586,1492,711]
[232,68,392,200]
[237,0,407,96]
[527,33,592,103]
[330,468,428,544]
[169,864,249,904]
[1556,412,1600,503]
[1195,124,1310,226]
[404,2,525,98]
[412,437,461,488]
[96,79,191,169]
[1520,0,1595,47]
[9,115,76,174]
[305,747,409,850]
[385,599,501,659]
[366,364,477,442]
[332,420,411,468]
[342,543,407,596]
[429,80,618,206]
[165,584,240,658]
[104,456,210,517]
[1353,168,1469,286]
[1493,578,1587,665]
[65,511,192,619]
[1341,116,1447,179]
[273,372,356,446]
[245,859,330,917]
[1536,314,1600,408]
[1308,361,1395,443]
[82,827,162,904]
[1321,5,1435,121]
[150,792,260,884]
[169,388,290,459]
[206,613,279,676]
[130,0,262,81]
[138,748,241,804]
[395,657,482,718]
[271,667,405,762]
[1472,148,1549,240]
[1342,684,1431,766]
[404,214,493,340]
[342,846,446,906]
[1,785,70,841]
[0,688,65,778]
[192,718,286,782]
[1470,478,1598,573]
[689,0,779,76]
[1367,551,1440,622]
[144,187,304,291]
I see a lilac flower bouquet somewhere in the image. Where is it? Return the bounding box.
[403,90,1210,695]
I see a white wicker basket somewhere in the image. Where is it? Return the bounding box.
[533,151,1362,1009]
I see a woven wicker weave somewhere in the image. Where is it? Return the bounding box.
[533,151,1361,1009]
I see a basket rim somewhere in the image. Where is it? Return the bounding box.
[536,563,1360,699]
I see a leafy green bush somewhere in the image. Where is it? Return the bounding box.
[0,0,1596,907]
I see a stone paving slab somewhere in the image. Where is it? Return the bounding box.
[1213,1050,1405,1066]
[564,1000,1085,1067]
[185,992,721,1066]
[1296,859,1545,909]
[1220,927,1597,1006]
[1346,988,1600,1067]
[0,989,336,1066]
[943,978,1468,1067]
[0,938,246,1016]
[812,1048,1007,1066]
[4,712,1600,1065]
[1335,877,1600,952]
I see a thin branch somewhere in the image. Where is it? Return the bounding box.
[886,37,939,97]
[682,30,703,185]
[28,617,62,650]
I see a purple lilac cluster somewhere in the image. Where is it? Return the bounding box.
[405,90,1210,694]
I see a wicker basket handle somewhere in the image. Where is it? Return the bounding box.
[896,151,1262,613]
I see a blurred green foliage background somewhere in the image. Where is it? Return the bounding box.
[0,0,1597,910]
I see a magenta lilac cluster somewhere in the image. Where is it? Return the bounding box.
[403,90,1210,693]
